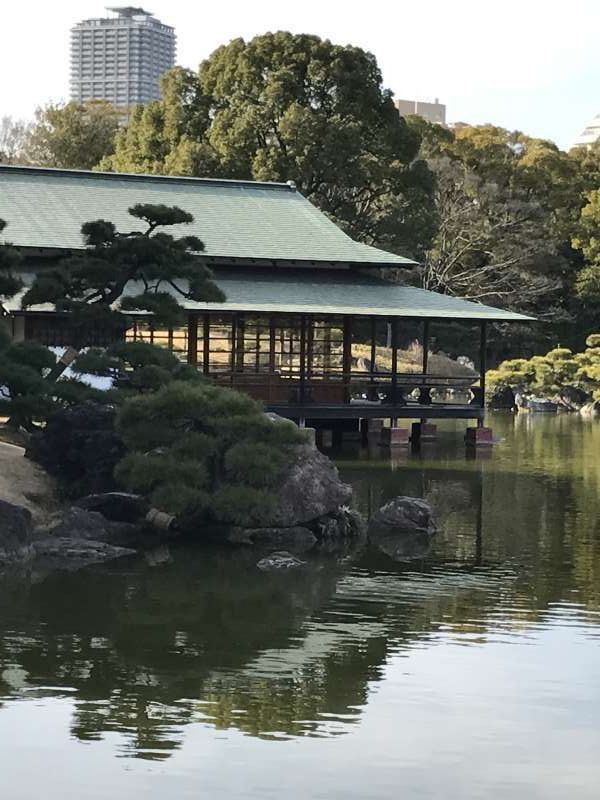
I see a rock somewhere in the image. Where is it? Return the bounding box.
[488,385,516,410]
[368,497,437,537]
[256,551,306,571]
[581,400,600,418]
[40,507,141,548]
[0,499,34,563]
[368,497,436,562]
[32,537,136,569]
[230,526,318,553]
[256,445,353,527]
[554,386,591,412]
[75,492,150,523]
[516,394,558,413]
[27,402,125,497]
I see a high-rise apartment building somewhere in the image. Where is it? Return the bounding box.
[395,98,446,125]
[70,7,176,111]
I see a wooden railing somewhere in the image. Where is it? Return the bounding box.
[213,370,483,408]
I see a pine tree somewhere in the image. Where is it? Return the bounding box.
[20,204,225,345]
[114,381,307,530]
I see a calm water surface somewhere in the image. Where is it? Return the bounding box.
[1,413,599,799]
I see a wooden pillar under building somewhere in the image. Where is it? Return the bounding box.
[343,316,352,402]
[422,319,430,375]
[203,315,210,375]
[299,314,307,404]
[187,315,198,365]
[479,320,487,424]
[391,317,399,404]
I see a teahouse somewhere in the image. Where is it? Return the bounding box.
[0,165,532,434]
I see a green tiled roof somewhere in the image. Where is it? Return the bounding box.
[0,165,414,266]
[6,267,534,321]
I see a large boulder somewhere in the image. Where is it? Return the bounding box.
[257,444,353,528]
[40,507,142,548]
[27,402,125,497]
[32,537,136,569]
[368,497,437,563]
[0,499,34,563]
[74,492,150,523]
[368,497,437,536]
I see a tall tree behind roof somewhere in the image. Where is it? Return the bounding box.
[23,101,121,171]
[100,33,436,260]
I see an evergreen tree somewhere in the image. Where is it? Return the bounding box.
[114,381,307,529]
[101,35,436,260]
[20,204,225,344]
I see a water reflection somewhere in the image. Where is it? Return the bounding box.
[0,413,599,765]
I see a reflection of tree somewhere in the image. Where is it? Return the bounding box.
[0,415,599,758]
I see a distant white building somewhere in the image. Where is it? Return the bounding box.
[395,97,446,125]
[572,113,600,149]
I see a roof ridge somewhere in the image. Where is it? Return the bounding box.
[0,164,296,192]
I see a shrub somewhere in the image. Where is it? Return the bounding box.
[114,381,307,529]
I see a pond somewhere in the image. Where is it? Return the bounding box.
[0,413,599,799]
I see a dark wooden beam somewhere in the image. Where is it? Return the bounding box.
[422,320,430,375]
[202,314,210,375]
[479,320,487,409]
[187,315,198,365]
[343,316,352,403]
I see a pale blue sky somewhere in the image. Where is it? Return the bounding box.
[1,0,599,150]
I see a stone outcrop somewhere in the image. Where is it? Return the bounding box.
[256,444,353,528]
[40,507,142,549]
[368,497,437,562]
[75,492,150,524]
[32,537,136,569]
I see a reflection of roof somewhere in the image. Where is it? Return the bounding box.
[0,165,414,268]
[6,268,535,321]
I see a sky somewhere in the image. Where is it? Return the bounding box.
[1,0,600,151]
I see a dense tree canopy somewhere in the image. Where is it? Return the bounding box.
[22,101,121,170]
[409,122,582,315]
[101,33,436,259]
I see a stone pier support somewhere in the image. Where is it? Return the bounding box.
[465,426,494,447]
[411,422,438,443]
[380,427,410,447]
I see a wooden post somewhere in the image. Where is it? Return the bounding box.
[391,317,399,404]
[422,319,430,375]
[203,315,210,375]
[269,316,276,373]
[187,315,198,365]
[343,316,352,403]
[299,314,307,405]
[479,321,487,415]
[230,314,237,385]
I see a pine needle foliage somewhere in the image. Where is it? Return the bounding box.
[20,204,224,345]
[114,381,307,529]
